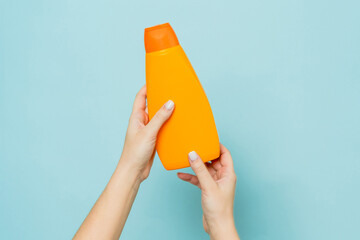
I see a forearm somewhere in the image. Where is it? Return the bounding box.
[74,160,141,240]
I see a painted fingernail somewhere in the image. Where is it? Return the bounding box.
[188,151,198,162]
[165,100,174,110]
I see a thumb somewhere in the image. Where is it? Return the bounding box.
[145,100,175,137]
[188,151,216,191]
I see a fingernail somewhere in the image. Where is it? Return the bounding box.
[188,151,198,162]
[165,100,174,110]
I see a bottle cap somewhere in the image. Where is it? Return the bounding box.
[144,23,179,53]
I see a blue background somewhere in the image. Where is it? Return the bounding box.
[1,0,359,239]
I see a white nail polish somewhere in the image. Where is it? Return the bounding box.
[165,100,174,110]
[188,151,198,161]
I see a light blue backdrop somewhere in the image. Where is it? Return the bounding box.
[1,0,359,239]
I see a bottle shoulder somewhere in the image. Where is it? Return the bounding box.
[145,45,184,58]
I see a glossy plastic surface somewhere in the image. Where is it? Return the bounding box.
[145,44,220,170]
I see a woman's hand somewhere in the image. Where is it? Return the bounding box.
[119,85,174,182]
[74,86,174,240]
[177,144,240,240]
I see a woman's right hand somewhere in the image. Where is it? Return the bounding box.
[177,144,240,240]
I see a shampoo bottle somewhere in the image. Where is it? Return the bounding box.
[145,23,220,170]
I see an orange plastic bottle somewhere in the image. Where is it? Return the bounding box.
[145,23,220,170]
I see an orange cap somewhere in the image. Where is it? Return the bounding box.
[144,23,179,53]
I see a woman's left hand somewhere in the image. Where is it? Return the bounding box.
[74,85,175,240]
[119,85,175,182]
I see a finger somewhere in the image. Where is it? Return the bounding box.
[145,100,174,136]
[177,172,200,187]
[209,159,222,171]
[205,162,217,177]
[219,144,237,179]
[219,143,234,168]
[188,151,216,191]
[132,85,147,113]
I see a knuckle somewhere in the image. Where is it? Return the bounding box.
[233,174,237,182]
[224,148,231,155]
[135,90,142,99]
[153,111,162,121]
[230,172,237,182]
[157,109,168,119]
[194,161,206,173]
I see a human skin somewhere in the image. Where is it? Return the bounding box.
[177,146,240,240]
[73,86,239,240]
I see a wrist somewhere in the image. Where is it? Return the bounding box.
[208,217,239,240]
[115,157,143,187]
